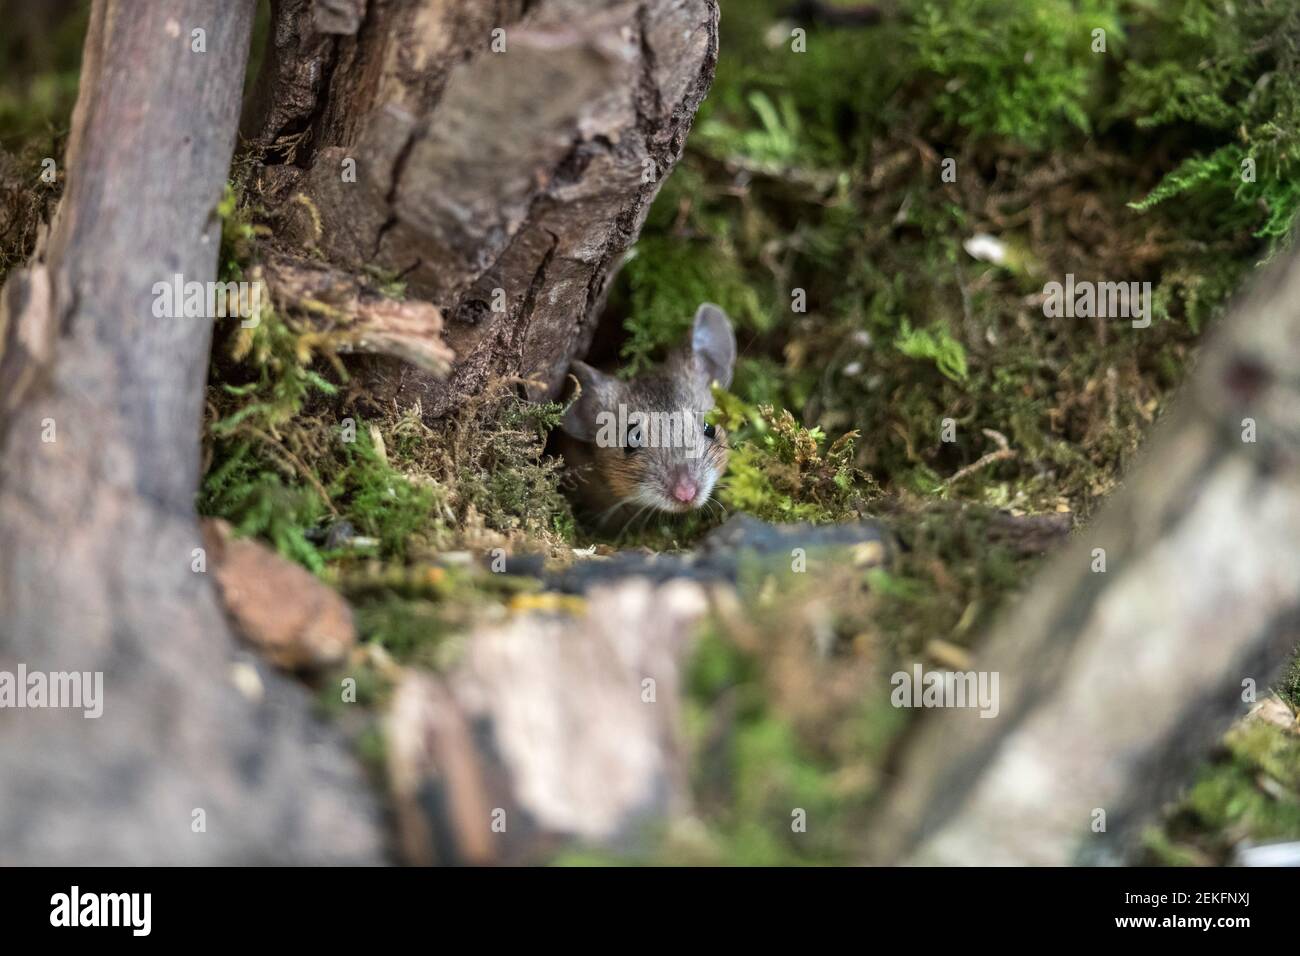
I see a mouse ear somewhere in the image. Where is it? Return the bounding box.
[690,303,736,389]
[561,361,620,442]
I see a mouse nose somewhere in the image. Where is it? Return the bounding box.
[671,475,699,504]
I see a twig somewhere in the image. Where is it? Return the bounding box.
[944,429,1016,487]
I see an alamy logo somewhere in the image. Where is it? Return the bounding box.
[595,404,704,458]
[50,886,151,936]
[890,664,999,718]
[0,665,102,718]
[152,273,265,327]
[1043,273,1151,328]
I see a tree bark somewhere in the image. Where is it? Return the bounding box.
[244,0,720,418]
[867,249,1300,865]
[0,0,383,863]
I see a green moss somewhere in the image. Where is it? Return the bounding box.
[199,226,445,569]
[329,429,441,557]
[353,596,457,664]
[612,0,1300,525]
[712,389,876,523]
[1145,715,1300,863]
[619,230,767,374]
[911,0,1120,147]
[1280,653,1300,710]
[199,441,329,571]
[894,319,969,383]
[441,395,576,542]
[1118,0,1300,247]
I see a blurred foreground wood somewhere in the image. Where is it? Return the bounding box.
[868,248,1300,865]
[0,0,383,863]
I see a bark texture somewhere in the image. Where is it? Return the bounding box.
[868,249,1300,865]
[0,0,383,863]
[245,0,720,417]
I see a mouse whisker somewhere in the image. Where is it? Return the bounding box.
[609,500,653,544]
[593,500,629,526]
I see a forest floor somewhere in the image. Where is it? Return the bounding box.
[3,0,1300,864]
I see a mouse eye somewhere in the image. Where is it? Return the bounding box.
[703,422,717,440]
[625,425,645,452]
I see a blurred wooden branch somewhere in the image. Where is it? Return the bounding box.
[0,0,383,863]
[869,246,1300,864]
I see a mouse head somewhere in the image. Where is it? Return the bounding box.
[562,303,736,514]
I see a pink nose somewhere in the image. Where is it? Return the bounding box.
[671,476,699,504]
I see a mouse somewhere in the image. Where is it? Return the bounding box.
[556,303,737,528]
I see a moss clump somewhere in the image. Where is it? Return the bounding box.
[1119,0,1300,247]
[1144,712,1300,864]
[414,389,576,546]
[911,0,1120,148]
[202,350,574,570]
[711,389,877,523]
[1280,652,1300,710]
[619,230,767,375]
[199,227,444,570]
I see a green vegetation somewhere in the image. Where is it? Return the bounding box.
[711,388,874,523]
[617,0,1300,520]
[912,0,1119,146]
[1145,701,1300,865]
[1120,0,1300,245]
[0,2,85,152]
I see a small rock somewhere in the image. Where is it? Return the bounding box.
[201,519,356,671]
[324,519,356,550]
[963,233,1007,265]
[1246,694,1298,732]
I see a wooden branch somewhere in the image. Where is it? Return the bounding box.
[263,252,454,375]
[868,247,1300,865]
[0,0,382,863]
